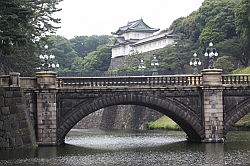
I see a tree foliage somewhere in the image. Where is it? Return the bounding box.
[0,0,62,75]
[234,0,250,67]
[46,35,77,71]
[156,38,202,73]
[81,45,112,72]
[197,0,237,45]
[166,0,249,71]
[70,35,111,58]
[214,56,234,73]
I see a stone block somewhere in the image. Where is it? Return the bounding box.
[0,96,4,107]
[1,107,10,115]
[4,91,13,98]
[0,89,4,96]
[19,120,28,129]
[0,121,3,130]
[9,105,18,114]
[11,121,19,130]
[4,98,14,107]
[12,97,23,104]
[22,136,32,144]
[15,137,23,147]
[204,116,211,122]
[18,112,27,120]
[13,91,22,97]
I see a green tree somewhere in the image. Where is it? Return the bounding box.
[81,45,111,72]
[28,0,62,38]
[197,0,237,45]
[214,56,234,73]
[71,56,84,72]
[0,0,62,75]
[169,12,201,43]
[216,38,248,67]
[234,0,250,67]
[70,35,111,58]
[0,0,35,74]
[47,35,78,71]
[155,38,200,74]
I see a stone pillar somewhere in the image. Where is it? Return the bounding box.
[9,72,20,87]
[36,71,58,145]
[202,69,224,143]
[36,71,57,89]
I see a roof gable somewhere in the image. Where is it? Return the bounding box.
[112,19,159,35]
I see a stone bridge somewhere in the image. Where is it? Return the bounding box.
[1,69,250,145]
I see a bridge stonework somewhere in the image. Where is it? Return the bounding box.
[202,69,224,142]
[1,70,250,146]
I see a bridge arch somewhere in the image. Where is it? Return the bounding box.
[57,93,204,144]
[224,98,250,134]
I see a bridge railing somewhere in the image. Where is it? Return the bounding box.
[0,75,10,87]
[57,75,202,88]
[20,77,37,89]
[222,74,250,85]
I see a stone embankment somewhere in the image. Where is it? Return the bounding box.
[0,87,36,149]
[75,105,163,130]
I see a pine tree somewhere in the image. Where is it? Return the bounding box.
[0,0,62,75]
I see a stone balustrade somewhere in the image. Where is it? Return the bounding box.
[222,74,250,85]
[1,73,250,89]
[57,75,202,88]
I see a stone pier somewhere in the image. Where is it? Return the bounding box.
[36,71,58,145]
[202,69,224,142]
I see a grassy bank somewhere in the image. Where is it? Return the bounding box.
[235,113,250,129]
[232,66,250,74]
[147,114,250,131]
[146,116,181,130]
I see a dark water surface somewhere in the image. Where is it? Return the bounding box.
[0,130,249,166]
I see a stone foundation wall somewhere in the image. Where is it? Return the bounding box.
[75,105,163,130]
[109,49,162,71]
[0,87,36,149]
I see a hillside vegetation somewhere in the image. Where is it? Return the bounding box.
[232,66,250,74]
[147,116,181,130]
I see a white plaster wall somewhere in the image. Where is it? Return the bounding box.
[111,37,175,58]
[122,32,153,40]
[112,45,133,58]
[133,38,175,53]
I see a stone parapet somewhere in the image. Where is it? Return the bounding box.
[202,69,223,86]
[36,71,57,89]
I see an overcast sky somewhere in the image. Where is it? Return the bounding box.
[55,0,204,39]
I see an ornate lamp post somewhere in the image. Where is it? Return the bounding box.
[189,53,201,75]
[204,42,219,69]
[151,55,159,75]
[38,45,59,71]
[138,59,146,76]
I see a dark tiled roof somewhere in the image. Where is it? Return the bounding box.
[110,37,139,48]
[111,18,159,35]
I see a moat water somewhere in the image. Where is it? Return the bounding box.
[0,129,249,166]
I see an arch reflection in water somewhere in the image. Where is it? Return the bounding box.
[0,131,249,166]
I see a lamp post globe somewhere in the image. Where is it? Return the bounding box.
[38,45,59,71]
[138,59,146,76]
[189,53,201,75]
[204,42,219,69]
[151,55,159,76]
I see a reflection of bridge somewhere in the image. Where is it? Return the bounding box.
[1,69,250,145]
